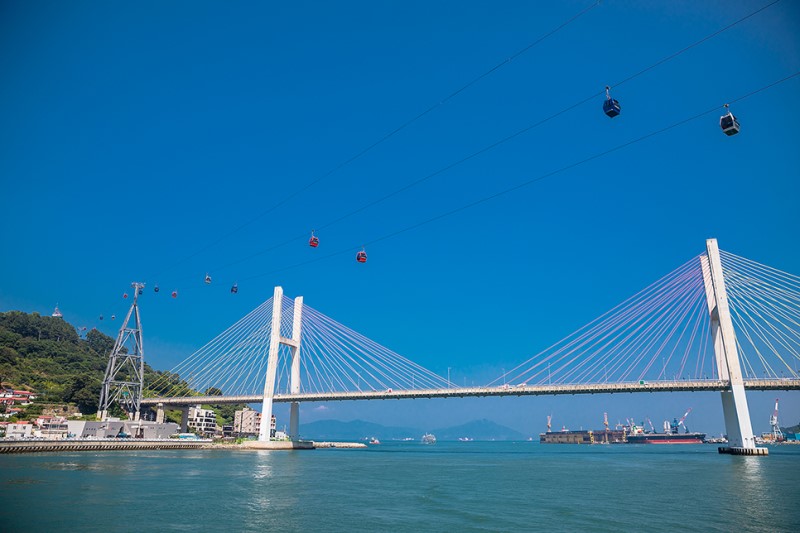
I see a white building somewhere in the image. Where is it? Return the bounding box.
[188,406,217,436]
[6,422,33,439]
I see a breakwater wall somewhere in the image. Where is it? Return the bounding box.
[0,439,209,454]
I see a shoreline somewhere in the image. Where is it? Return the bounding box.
[0,439,367,454]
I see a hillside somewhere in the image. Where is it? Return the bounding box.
[432,419,527,441]
[301,419,421,440]
[0,311,116,414]
[0,310,242,423]
[301,418,527,441]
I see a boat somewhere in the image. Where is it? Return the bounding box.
[421,433,436,445]
[458,437,473,442]
[626,432,706,444]
[368,437,380,445]
[625,412,705,444]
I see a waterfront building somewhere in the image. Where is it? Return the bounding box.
[188,406,217,437]
[66,420,179,439]
[233,408,261,437]
[6,422,33,439]
[34,416,69,439]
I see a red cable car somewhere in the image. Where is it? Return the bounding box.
[123,293,128,299]
[309,231,319,248]
[171,290,178,298]
[356,249,367,263]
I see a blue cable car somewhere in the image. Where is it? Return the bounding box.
[231,283,238,294]
[720,104,740,136]
[154,285,160,293]
[204,273,212,284]
[603,86,620,118]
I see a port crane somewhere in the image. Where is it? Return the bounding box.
[770,399,784,442]
[666,408,692,434]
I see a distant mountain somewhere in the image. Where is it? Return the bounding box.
[432,419,527,441]
[300,418,527,441]
[300,419,421,441]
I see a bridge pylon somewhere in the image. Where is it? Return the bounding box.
[701,239,765,455]
[258,287,303,442]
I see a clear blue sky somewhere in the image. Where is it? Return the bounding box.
[1,0,798,436]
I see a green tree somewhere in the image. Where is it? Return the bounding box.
[86,328,115,357]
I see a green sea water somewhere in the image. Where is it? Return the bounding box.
[1,442,798,532]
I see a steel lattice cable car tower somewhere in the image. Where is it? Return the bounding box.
[98,282,146,421]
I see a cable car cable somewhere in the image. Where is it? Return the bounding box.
[138,0,785,294]
[150,1,602,280]
[191,0,785,281]
[238,71,800,281]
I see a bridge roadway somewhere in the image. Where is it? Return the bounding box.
[142,378,800,407]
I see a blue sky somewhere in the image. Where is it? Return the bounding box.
[1,0,798,436]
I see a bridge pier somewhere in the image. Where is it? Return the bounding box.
[156,403,165,424]
[702,239,765,454]
[179,407,189,433]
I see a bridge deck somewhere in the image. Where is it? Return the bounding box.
[142,379,800,406]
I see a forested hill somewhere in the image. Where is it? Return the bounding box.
[0,310,126,414]
[0,311,243,425]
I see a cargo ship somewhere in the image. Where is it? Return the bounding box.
[625,409,705,444]
[538,413,626,444]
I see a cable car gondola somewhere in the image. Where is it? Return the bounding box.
[123,293,128,299]
[137,287,143,296]
[171,290,178,298]
[99,315,104,321]
[231,283,238,294]
[720,104,740,136]
[356,248,367,263]
[603,86,620,118]
[204,274,212,284]
[309,231,319,248]
[111,315,116,320]
[154,285,160,293]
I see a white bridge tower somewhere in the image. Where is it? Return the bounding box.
[258,286,303,442]
[701,239,766,455]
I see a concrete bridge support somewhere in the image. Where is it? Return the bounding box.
[179,407,189,433]
[258,287,304,442]
[701,239,764,454]
[156,403,165,424]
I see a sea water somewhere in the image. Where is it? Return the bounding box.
[1,442,798,532]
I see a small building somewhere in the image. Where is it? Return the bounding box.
[35,417,69,439]
[67,420,179,439]
[6,422,33,439]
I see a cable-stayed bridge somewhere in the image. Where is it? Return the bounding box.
[123,239,800,454]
